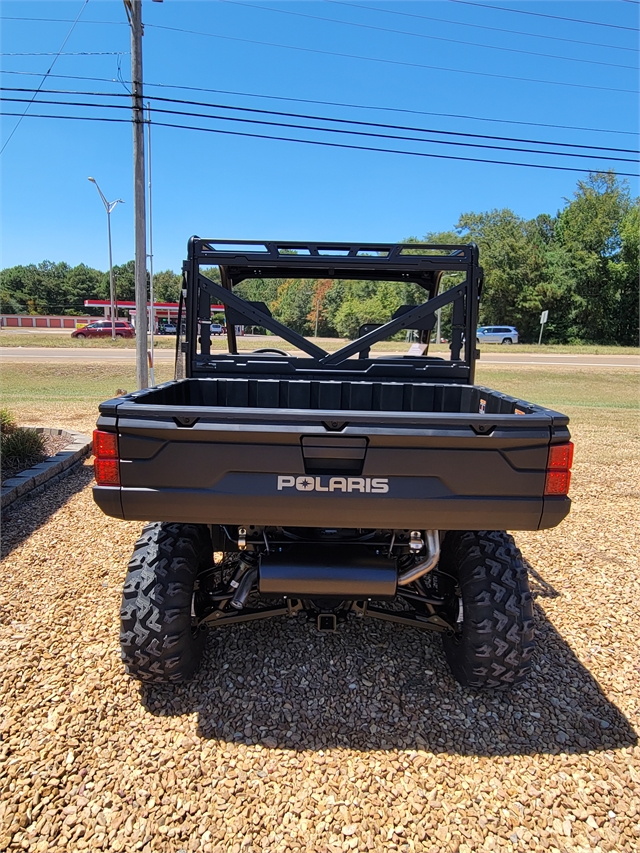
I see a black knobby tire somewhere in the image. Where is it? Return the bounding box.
[120,522,212,683]
[441,530,534,689]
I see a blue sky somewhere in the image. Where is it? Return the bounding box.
[1,0,638,273]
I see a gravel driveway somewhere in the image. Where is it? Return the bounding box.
[1,410,638,853]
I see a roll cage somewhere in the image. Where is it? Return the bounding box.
[180,238,483,384]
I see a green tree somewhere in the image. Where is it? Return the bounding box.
[64,264,104,314]
[610,204,640,344]
[326,279,416,339]
[271,279,314,334]
[0,261,105,315]
[458,211,527,326]
[554,172,636,343]
[454,210,553,341]
[0,265,38,313]
[153,270,181,303]
[98,260,135,304]
[0,262,67,314]
[234,276,279,307]
[0,283,21,314]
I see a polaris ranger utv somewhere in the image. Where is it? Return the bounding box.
[93,239,573,690]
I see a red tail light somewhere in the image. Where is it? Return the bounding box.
[545,441,573,496]
[93,430,120,486]
[93,429,118,459]
[94,458,120,486]
[547,442,574,470]
[544,469,572,496]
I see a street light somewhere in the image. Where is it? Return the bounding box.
[88,177,125,341]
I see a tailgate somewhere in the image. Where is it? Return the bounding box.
[94,403,571,531]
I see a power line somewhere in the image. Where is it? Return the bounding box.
[130,81,640,138]
[6,87,637,156]
[3,111,637,177]
[4,10,637,55]
[6,92,637,164]
[0,51,127,56]
[0,0,90,156]
[6,13,640,95]
[143,23,638,95]
[324,1,638,53]
[218,0,636,69]
[2,69,637,138]
[447,0,640,33]
[0,15,125,25]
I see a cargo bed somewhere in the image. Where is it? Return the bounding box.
[94,377,571,531]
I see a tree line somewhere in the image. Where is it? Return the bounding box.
[1,172,637,344]
[0,261,183,318]
[236,173,638,344]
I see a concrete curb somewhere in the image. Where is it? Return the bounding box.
[1,428,92,510]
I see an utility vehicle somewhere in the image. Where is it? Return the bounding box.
[93,239,573,689]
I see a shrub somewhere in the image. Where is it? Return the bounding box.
[1,427,46,466]
[0,407,17,435]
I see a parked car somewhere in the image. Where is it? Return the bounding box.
[211,323,224,335]
[72,321,135,339]
[160,322,177,335]
[476,325,518,344]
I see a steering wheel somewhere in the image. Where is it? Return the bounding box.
[252,347,290,357]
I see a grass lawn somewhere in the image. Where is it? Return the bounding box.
[475,366,639,410]
[1,333,431,352]
[1,363,174,435]
[1,330,638,356]
[0,332,179,349]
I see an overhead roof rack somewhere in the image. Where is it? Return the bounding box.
[188,238,475,285]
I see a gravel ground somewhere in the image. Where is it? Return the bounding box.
[1,407,639,853]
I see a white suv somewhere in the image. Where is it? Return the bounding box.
[476,326,518,344]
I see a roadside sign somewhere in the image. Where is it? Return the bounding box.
[538,310,549,344]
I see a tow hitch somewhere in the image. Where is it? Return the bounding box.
[317,613,338,632]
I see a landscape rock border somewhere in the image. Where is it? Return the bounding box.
[1,427,92,509]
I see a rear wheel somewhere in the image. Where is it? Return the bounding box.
[501,338,513,345]
[120,522,213,683]
[440,530,534,689]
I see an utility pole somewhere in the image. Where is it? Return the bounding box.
[146,102,155,386]
[125,0,148,388]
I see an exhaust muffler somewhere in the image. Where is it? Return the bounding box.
[259,546,397,599]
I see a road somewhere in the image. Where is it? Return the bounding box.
[1,347,638,367]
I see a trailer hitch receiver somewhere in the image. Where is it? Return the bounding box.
[317,613,338,632]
